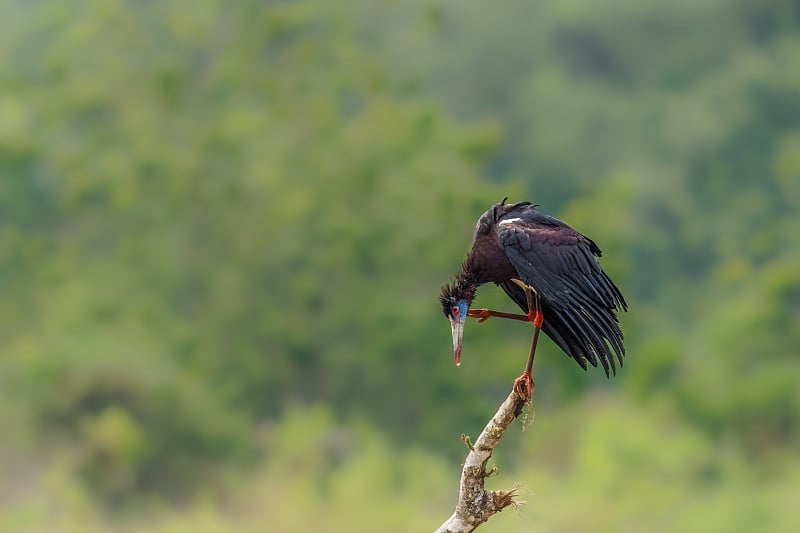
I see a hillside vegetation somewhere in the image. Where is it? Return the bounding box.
[1,1,799,531]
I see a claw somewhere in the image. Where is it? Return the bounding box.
[513,371,534,403]
[467,308,491,323]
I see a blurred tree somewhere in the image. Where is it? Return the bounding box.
[1,0,800,528]
[0,0,504,504]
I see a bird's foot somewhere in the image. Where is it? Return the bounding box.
[467,308,492,323]
[513,370,535,403]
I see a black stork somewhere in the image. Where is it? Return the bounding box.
[439,198,627,400]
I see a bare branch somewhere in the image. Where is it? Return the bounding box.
[435,388,529,533]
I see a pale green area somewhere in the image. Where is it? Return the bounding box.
[1,0,799,531]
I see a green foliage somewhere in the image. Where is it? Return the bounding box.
[5,404,799,532]
[1,0,799,531]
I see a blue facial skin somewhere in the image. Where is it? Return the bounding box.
[454,300,468,323]
[449,300,469,366]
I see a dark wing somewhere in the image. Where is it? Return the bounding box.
[496,211,627,376]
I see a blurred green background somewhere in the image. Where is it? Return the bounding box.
[1,0,799,531]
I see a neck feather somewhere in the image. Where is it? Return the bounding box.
[452,256,483,304]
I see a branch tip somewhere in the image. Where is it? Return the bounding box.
[436,388,536,533]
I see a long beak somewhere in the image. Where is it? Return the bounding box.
[449,317,464,366]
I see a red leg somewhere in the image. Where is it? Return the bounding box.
[467,308,531,323]
[464,282,543,404]
[526,308,544,328]
[514,286,542,403]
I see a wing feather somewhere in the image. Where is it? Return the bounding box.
[497,213,627,375]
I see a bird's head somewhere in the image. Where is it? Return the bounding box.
[439,282,473,366]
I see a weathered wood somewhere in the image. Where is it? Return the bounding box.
[435,388,529,533]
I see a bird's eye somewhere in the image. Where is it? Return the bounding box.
[451,306,459,317]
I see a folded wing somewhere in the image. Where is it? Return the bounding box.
[497,213,627,376]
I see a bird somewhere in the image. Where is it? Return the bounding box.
[439,197,627,400]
